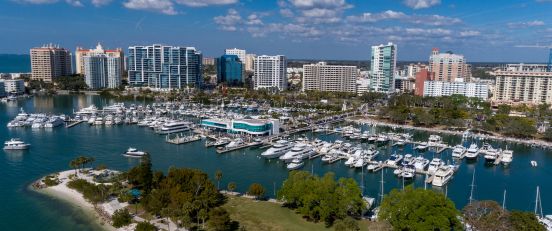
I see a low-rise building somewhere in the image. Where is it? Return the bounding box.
[423,80,489,100]
[200,118,280,136]
[4,79,25,95]
[302,62,358,93]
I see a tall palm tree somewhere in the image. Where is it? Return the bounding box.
[69,159,79,175]
[215,170,223,190]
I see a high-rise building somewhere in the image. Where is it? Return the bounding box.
[30,44,72,82]
[203,57,215,66]
[254,55,287,91]
[493,64,552,105]
[407,63,428,78]
[217,54,244,86]
[423,81,488,100]
[245,54,256,72]
[370,42,397,93]
[83,54,122,89]
[429,48,467,82]
[75,43,124,75]
[225,48,246,63]
[128,44,202,89]
[302,62,357,93]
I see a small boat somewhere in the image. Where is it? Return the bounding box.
[3,138,30,150]
[367,162,379,171]
[451,145,467,159]
[465,143,479,160]
[501,149,513,165]
[286,158,304,170]
[432,165,455,187]
[415,142,428,151]
[428,158,444,175]
[531,160,538,167]
[123,147,147,157]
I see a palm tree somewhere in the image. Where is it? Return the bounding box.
[215,170,223,190]
[69,159,79,175]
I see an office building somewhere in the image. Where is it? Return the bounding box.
[30,44,72,82]
[225,48,246,62]
[4,79,25,95]
[83,54,122,89]
[75,43,124,75]
[254,55,287,91]
[128,44,202,89]
[370,42,397,93]
[302,62,357,93]
[201,118,280,136]
[493,64,552,105]
[245,54,256,72]
[217,54,244,86]
[429,48,468,82]
[423,81,488,100]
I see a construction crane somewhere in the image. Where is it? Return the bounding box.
[515,44,552,72]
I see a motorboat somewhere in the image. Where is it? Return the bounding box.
[367,162,380,171]
[44,116,64,128]
[225,138,244,149]
[415,142,428,151]
[452,145,467,159]
[261,140,294,159]
[344,156,356,167]
[531,160,538,167]
[401,154,414,166]
[353,158,365,168]
[385,154,403,166]
[431,165,455,187]
[286,158,304,170]
[3,138,30,150]
[156,121,191,135]
[427,135,444,147]
[122,147,147,157]
[413,156,430,171]
[483,144,500,163]
[465,143,479,160]
[400,166,416,179]
[428,158,444,175]
[280,143,314,163]
[501,149,513,165]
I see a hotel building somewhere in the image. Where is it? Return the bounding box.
[302,62,357,93]
[127,44,202,89]
[370,42,397,93]
[429,48,468,82]
[254,55,287,91]
[30,44,72,82]
[493,64,552,105]
[75,43,124,75]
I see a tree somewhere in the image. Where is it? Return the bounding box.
[112,208,132,228]
[198,209,208,229]
[128,154,153,192]
[135,221,157,231]
[207,207,233,231]
[379,187,461,230]
[543,129,552,141]
[227,182,237,192]
[215,169,223,190]
[248,183,265,200]
[333,217,360,231]
[510,210,546,231]
[69,159,79,175]
[462,200,510,231]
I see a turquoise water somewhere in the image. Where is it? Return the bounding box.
[1,95,551,230]
[0,54,31,73]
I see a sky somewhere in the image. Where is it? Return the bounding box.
[1,0,552,62]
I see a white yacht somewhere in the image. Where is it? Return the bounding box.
[385,154,403,166]
[465,143,479,160]
[501,149,513,165]
[482,144,499,163]
[123,147,147,157]
[415,142,428,151]
[156,121,191,134]
[225,138,244,149]
[413,156,429,172]
[353,158,366,168]
[344,156,356,167]
[44,116,64,128]
[428,135,444,147]
[280,143,314,163]
[428,158,444,175]
[3,138,30,150]
[261,140,294,159]
[432,165,455,187]
[451,145,467,159]
[286,158,304,170]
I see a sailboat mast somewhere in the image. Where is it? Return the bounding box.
[469,169,476,204]
[379,169,384,204]
[502,189,506,210]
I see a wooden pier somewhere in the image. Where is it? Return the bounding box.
[216,142,262,154]
[66,120,84,128]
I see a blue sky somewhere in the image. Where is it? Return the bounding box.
[1,0,552,62]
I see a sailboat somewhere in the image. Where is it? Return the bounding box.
[535,186,552,229]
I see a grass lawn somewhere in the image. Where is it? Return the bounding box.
[222,196,391,231]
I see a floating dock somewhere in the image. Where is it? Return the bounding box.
[66,120,84,128]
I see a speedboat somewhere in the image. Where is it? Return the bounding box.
[353,158,365,168]
[428,158,444,175]
[432,165,455,187]
[531,160,538,167]
[400,166,416,179]
[261,140,294,159]
[3,138,30,150]
[225,138,244,149]
[452,145,467,159]
[413,156,430,171]
[501,149,513,165]
[415,142,428,151]
[385,154,403,166]
[286,158,304,170]
[465,143,479,160]
[427,135,444,147]
[123,147,147,157]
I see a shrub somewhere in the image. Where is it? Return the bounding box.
[112,208,132,228]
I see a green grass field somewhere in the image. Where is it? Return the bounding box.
[222,196,391,231]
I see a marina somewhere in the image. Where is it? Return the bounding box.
[1,95,552,231]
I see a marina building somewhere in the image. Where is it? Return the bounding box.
[83,54,122,89]
[423,80,489,100]
[4,79,25,95]
[429,48,469,82]
[492,64,552,105]
[200,118,280,136]
[302,62,358,93]
[370,42,397,94]
[216,54,244,86]
[127,44,202,89]
[30,44,72,82]
[254,55,287,91]
[75,44,124,75]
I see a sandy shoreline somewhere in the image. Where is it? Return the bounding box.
[31,170,120,231]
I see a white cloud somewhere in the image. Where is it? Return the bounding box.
[174,0,237,7]
[507,20,545,29]
[12,0,58,4]
[213,9,242,31]
[282,0,352,24]
[123,0,177,15]
[347,11,461,26]
[288,0,351,9]
[91,0,112,6]
[403,0,441,9]
[460,30,480,37]
[246,14,263,25]
[65,0,83,6]
[347,10,406,23]
[405,28,451,37]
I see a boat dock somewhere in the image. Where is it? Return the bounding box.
[166,135,201,145]
[216,142,262,154]
[66,120,84,128]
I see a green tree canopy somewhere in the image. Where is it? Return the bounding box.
[379,187,461,230]
[134,221,157,231]
[248,183,265,200]
[462,200,510,231]
[510,210,545,231]
[112,208,132,228]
